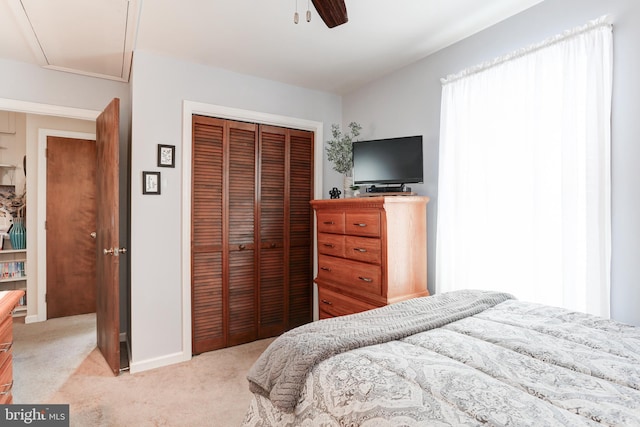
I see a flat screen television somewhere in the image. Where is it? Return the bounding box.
[352,135,423,187]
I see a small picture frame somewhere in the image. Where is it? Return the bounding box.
[143,171,161,195]
[157,144,175,168]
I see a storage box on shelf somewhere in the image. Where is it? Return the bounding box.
[310,196,429,319]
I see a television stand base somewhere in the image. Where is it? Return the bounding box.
[357,192,417,197]
[365,184,410,194]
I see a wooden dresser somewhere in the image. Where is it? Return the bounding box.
[311,196,429,319]
[0,290,24,404]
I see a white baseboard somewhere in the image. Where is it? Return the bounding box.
[24,314,40,324]
[129,351,191,374]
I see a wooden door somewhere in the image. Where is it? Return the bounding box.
[192,117,259,352]
[226,121,258,346]
[46,136,97,318]
[258,126,287,337]
[96,98,120,375]
[287,129,314,328]
[257,126,314,335]
[192,116,225,354]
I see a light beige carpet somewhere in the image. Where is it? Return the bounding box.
[48,339,273,427]
[12,313,98,404]
[13,315,274,426]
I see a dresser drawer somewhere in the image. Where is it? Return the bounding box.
[317,233,345,258]
[345,235,381,264]
[318,286,379,319]
[0,310,13,389]
[345,211,380,237]
[0,312,12,348]
[317,254,382,296]
[0,349,12,404]
[317,211,345,234]
[0,339,10,375]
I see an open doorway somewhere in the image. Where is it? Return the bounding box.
[0,106,101,402]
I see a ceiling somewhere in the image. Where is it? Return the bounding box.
[0,0,544,95]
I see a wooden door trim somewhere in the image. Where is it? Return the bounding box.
[180,101,324,358]
[37,129,96,322]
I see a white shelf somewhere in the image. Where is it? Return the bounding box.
[0,244,27,316]
[0,249,26,254]
[0,276,26,284]
[12,305,27,317]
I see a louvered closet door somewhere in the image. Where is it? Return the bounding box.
[288,129,314,328]
[258,126,287,337]
[227,122,259,346]
[258,126,314,336]
[192,116,225,354]
[192,115,313,354]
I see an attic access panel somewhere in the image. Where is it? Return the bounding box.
[10,0,138,81]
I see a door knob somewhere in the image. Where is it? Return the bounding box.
[90,232,97,239]
[103,247,128,256]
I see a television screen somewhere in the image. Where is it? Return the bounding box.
[352,135,423,185]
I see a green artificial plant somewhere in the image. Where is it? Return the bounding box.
[325,122,362,176]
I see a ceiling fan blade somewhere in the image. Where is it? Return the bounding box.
[311,0,348,28]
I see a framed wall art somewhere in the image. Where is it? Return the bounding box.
[143,171,161,195]
[157,144,175,168]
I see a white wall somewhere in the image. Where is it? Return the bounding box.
[344,0,640,326]
[129,51,341,371]
[0,58,129,114]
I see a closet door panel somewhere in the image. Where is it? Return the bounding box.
[288,130,314,328]
[258,127,287,337]
[227,123,258,345]
[228,250,256,345]
[192,116,225,353]
[192,252,224,353]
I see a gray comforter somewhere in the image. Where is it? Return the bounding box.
[244,290,640,426]
[247,290,514,413]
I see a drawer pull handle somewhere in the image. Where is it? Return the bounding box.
[323,243,335,248]
[321,299,333,306]
[358,276,373,282]
[354,223,367,227]
[0,380,12,395]
[320,266,332,272]
[353,248,367,253]
[323,221,335,225]
[0,342,12,353]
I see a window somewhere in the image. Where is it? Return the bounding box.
[436,17,613,317]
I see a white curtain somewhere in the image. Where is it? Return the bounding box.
[436,16,613,317]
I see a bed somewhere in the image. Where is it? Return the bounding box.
[243,290,640,426]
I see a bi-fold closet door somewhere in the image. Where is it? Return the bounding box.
[191,115,314,354]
